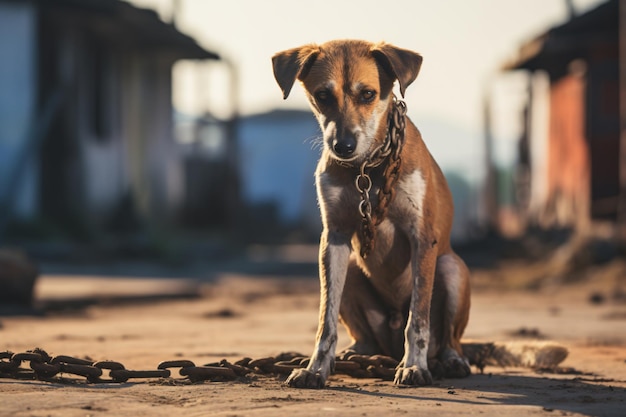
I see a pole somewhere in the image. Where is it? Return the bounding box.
[618,0,626,239]
[482,84,498,234]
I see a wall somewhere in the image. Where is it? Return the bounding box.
[545,71,590,228]
[0,2,38,218]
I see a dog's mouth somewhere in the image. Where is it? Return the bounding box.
[330,150,360,164]
[328,147,363,166]
[332,154,360,166]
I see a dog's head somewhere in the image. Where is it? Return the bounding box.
[272,40,422,163]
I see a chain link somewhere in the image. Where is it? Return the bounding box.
[357,97,407,258]
[0,348,401,384]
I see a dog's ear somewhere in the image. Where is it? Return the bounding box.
[272,45,320,99]
[371,43,423,98]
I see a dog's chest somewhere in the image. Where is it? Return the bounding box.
[316,168,382,231]
[317,166,423,290]
[318,166,430,276]
[317,166,426,227]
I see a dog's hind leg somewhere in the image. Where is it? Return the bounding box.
[339,259,405,359]
[431,252,471,378]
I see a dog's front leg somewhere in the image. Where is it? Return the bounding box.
[394,231,438,386]
[286,229,350,389]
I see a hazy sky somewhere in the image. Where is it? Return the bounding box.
[132,0,601,121]
[130,0,604,174]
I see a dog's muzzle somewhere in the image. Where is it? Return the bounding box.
[332,134,356,159]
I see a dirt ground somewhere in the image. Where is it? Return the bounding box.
[1,247,625,417]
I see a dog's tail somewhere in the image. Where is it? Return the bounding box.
[461,341,569,373]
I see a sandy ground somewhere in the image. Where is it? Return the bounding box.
[1,253,626,417]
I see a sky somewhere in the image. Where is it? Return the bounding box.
[130,0,605,177]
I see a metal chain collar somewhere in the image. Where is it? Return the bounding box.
[356,97,407,258]
[0,348,402,384]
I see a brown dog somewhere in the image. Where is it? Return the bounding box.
[272,40,471,388]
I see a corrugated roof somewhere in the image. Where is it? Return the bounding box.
[3,0,219,60]
[502,0,616,71]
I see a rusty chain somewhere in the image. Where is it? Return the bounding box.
[357,96,407,258]
[0,348,400,384]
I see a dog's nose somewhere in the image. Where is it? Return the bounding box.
[332,135,356,158]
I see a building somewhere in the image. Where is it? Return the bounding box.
[0,0,220,239]
[238,109,321,238]
[496,0,622,232]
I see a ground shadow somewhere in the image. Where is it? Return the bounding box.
[331,372,625,416]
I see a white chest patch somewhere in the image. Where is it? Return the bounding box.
[398,169,427,220]
[317,171,345,213]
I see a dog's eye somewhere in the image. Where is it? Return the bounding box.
[315,90,332,103]
[360,89,376,103]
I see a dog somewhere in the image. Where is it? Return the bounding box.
[272,40,472,388]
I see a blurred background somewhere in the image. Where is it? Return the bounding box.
[1,0,625,307]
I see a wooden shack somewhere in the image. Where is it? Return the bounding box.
[502,0,621,231]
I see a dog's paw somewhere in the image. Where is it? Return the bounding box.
[285,368,326,389]
[442,356,471,378]
[394,366,433,386]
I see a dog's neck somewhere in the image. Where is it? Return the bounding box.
[335,97,407,258]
